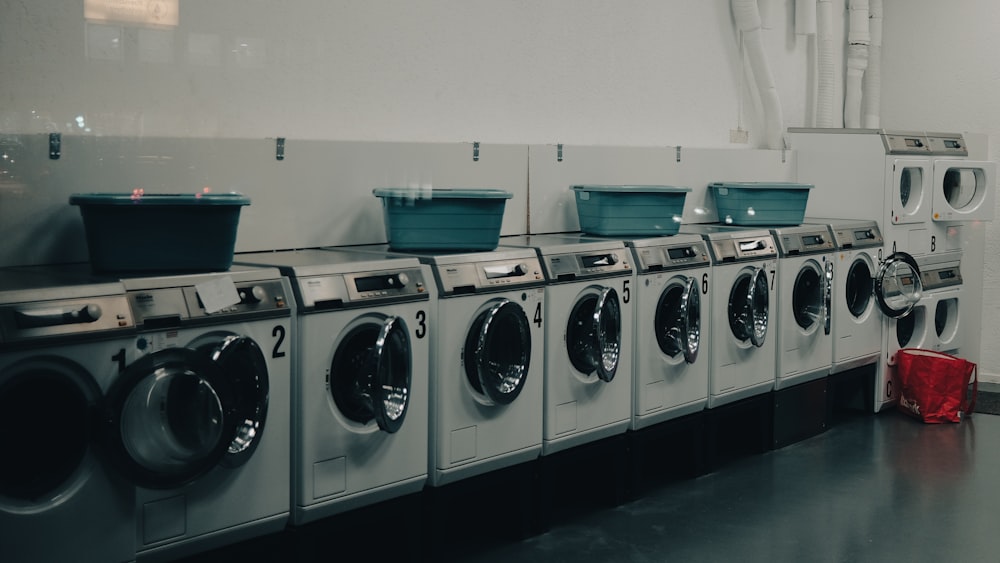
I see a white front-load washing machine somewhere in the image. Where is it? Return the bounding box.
[0,265,137,563]
[500,234,632,455]
[769,224,836,390]
[235,248,431,524]
[351,245,546,486]
[680,225,777,408]
[107,266,292,561]
[626,234,712,429]
[807,218,886,373]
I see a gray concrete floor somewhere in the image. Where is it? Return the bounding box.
[462,411,998,563]
[178,408,999,563]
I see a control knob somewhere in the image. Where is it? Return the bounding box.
[240,286,267,304]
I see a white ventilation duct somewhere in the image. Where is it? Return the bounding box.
[863,0,883,127]
[844,0,870,128]
[815,0,838,127]
[731,0,785,150]
[795,0,817,35]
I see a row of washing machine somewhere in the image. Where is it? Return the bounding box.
[0,214,966,563]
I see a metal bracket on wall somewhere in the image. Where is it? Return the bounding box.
[557,144,564,162]
[275,137,285,161]
[473,141,480,162]
[49,133,61,160]
[676,146,682,163]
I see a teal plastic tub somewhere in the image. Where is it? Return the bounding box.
[571,185,691,236]
[69,192,250,272]
[373,188,512,250]
[710,182,814,226]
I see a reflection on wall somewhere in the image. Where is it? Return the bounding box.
[85,0,179,28]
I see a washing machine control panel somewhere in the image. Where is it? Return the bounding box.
[0,295,134,343]
[918,260,963,291]
[434,257,545,295]
[829,222,884,250]
[294,267,428,309]
[541,250,632,281]
[631,242,710,273]
[128,279,289,325]
[774,228,835,257]
[710,235,777,263]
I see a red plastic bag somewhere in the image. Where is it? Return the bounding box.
[896,348,977,423]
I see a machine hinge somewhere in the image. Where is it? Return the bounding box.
[275,137,285,161]
[49,133,61,160]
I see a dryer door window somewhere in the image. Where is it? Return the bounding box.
[463,298,531,406]
[792,263,823,331]
[330,315,411,434]
[934,162,995,221]
[0,357,99,505]
[729,268,769,348]
[655,276,700,364]
[845,257,874,318]
[566,286,621,382]
[875,252,923,319]
[896,306,924,348]
[891,161,929,224]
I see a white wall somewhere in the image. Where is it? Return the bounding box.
[0,0,817,147]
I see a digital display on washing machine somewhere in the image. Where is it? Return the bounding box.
[944,140,962,149]
[939,270,957,280]
[802,235,825,246]
[355,275,394,292]
[667,247,696,260]
[904,137,924,148]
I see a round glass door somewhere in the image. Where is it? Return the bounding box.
[105,333,270,488]
[792,263,823,332]
[330,315,411,434]
[463,298,531,405]
[896,306,925,348]
[729,268,769,347]
[845,256,874,318]
[0,357,99,507]
[655,277,700,364]
[875,252,922,319]
[566,286,621,382]
[941,168,982,211]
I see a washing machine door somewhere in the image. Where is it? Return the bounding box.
[729,267,769,348]
[844,254,875,320]
[105,334,269,488]
[0,357,101,506]
[655,276,700,364]
[823,259,834,335]
[791,261,825,334]
[329,315,411,434]
[566,286,621,382]
[874,252,923,319]
[463,298,531,405]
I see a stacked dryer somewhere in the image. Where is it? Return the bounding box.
[790,128,993,412]
[235,249,432,525]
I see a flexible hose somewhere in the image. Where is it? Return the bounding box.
[731,0,785,149]
[863,0,883,127]
[816,0,837,127]
[845,0,870,128]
